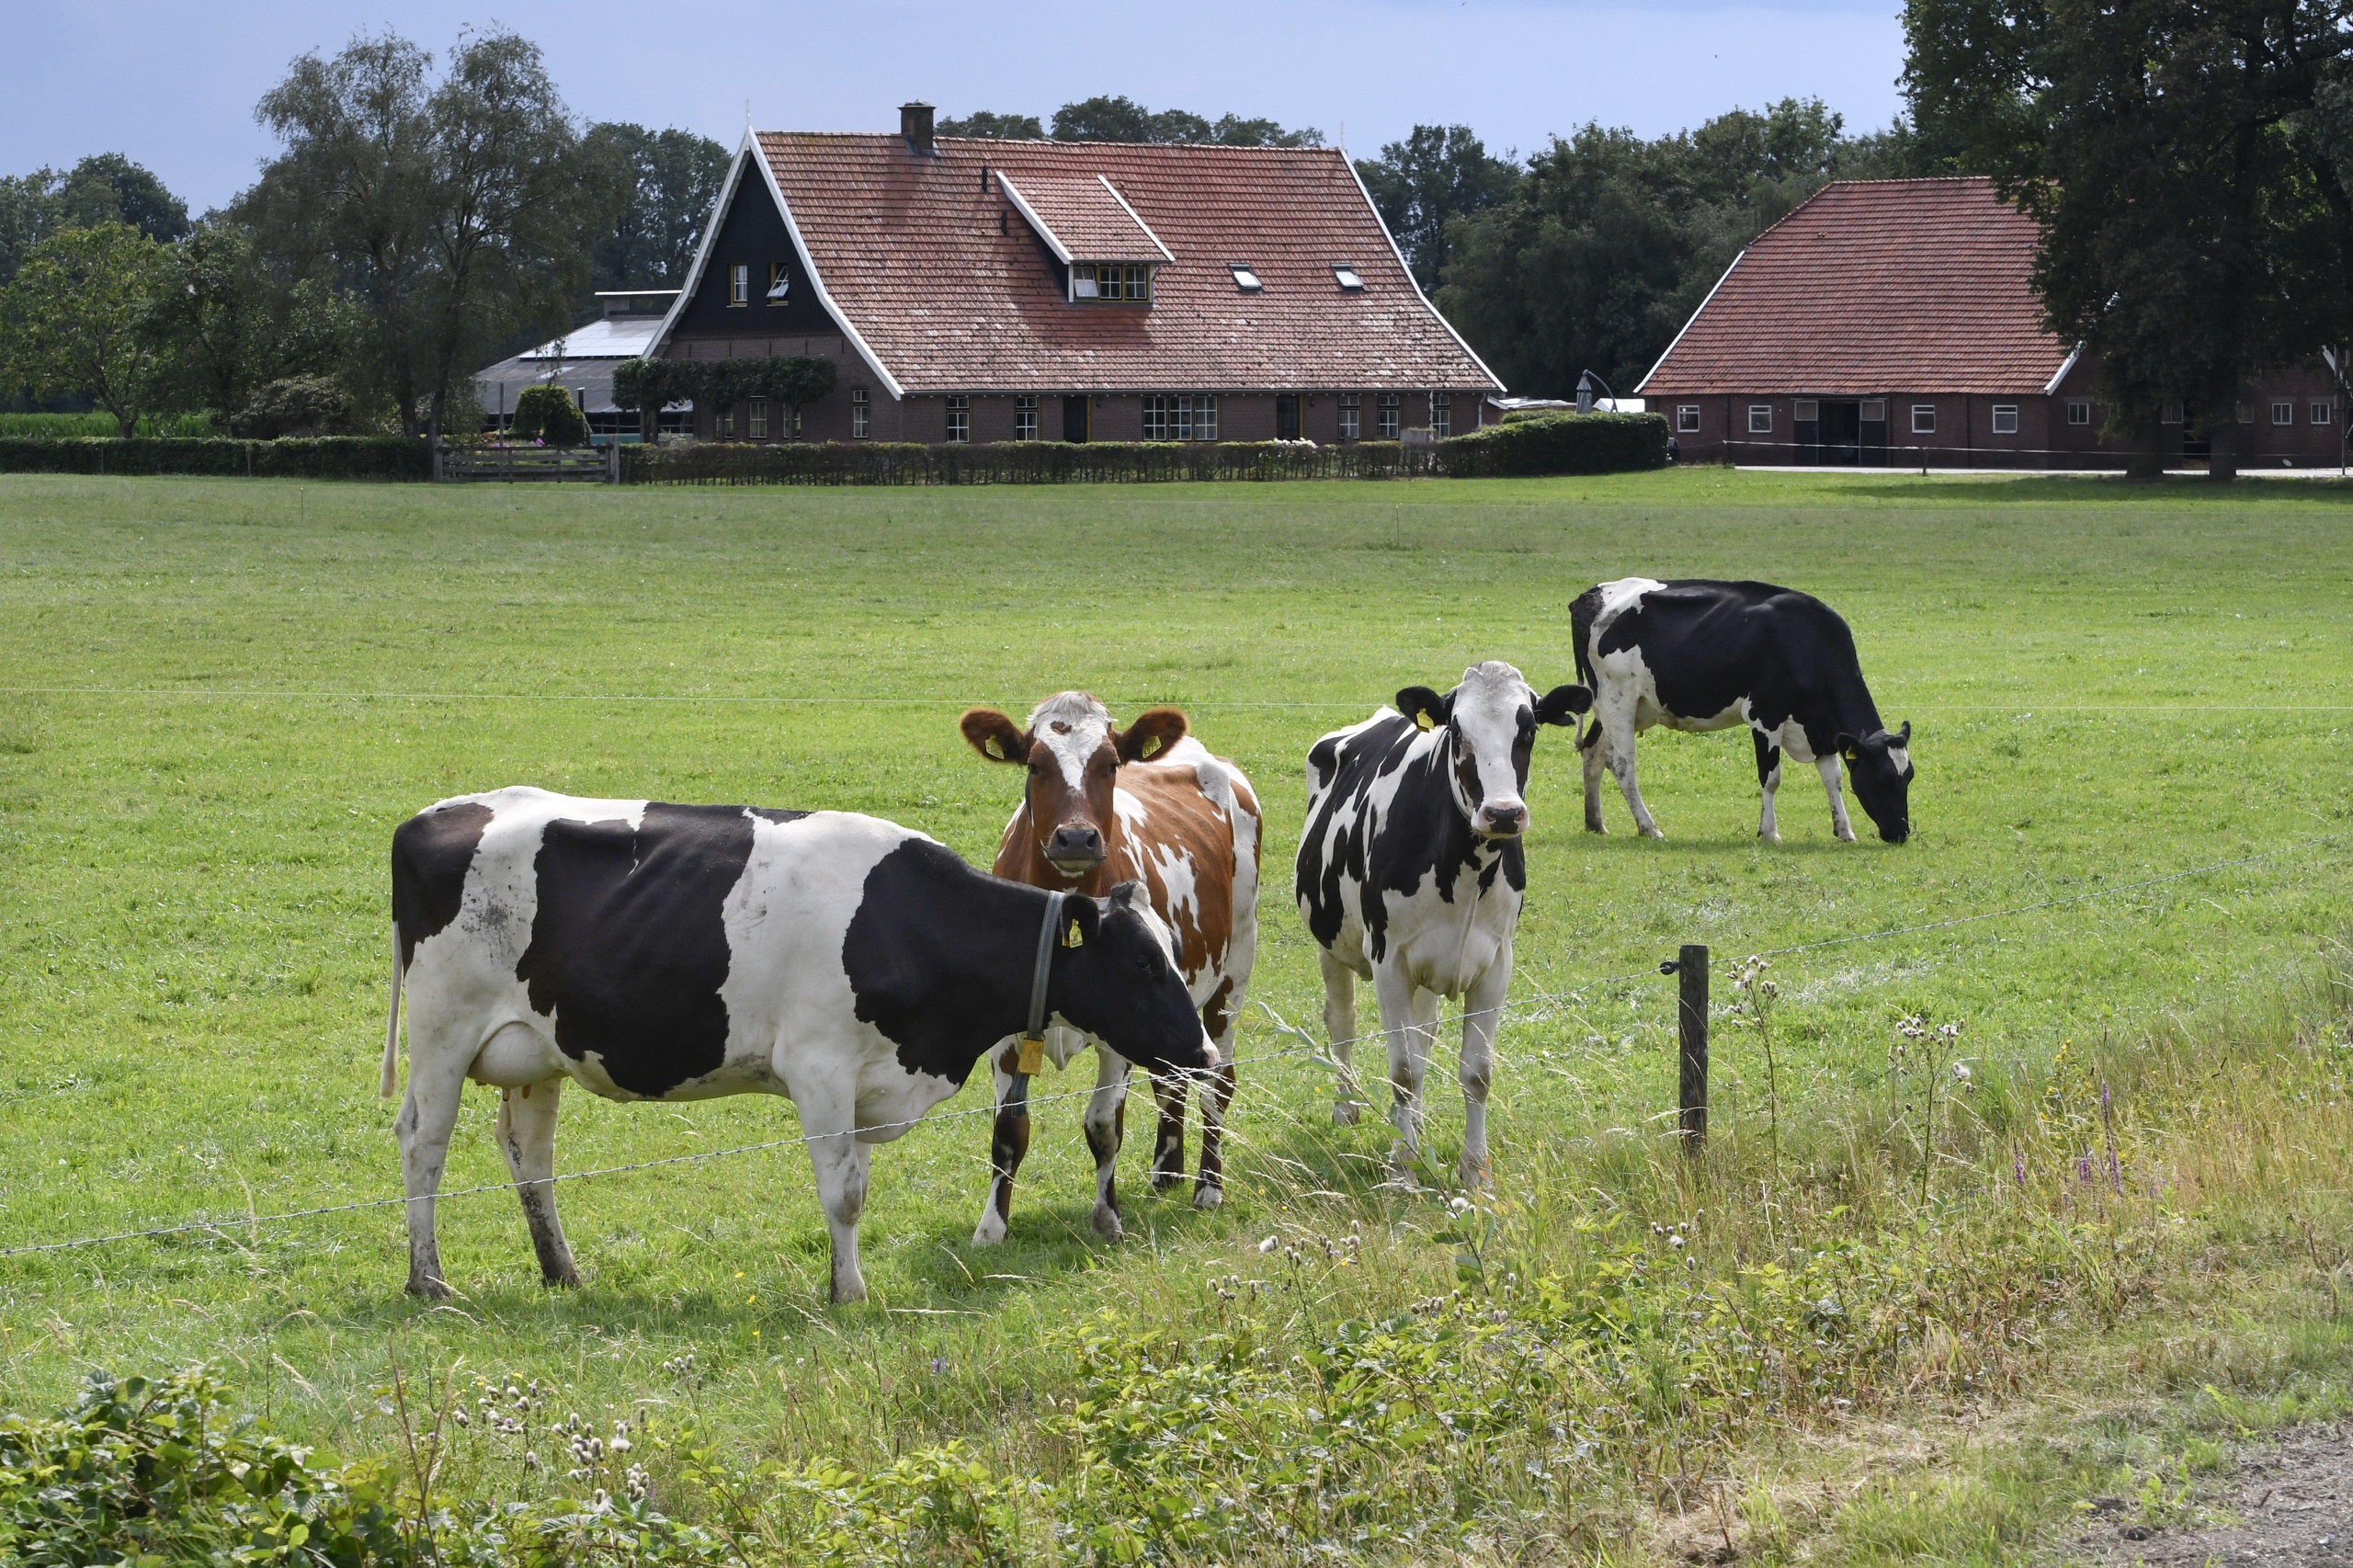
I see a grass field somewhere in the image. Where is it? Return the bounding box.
[2,468,2350,1562]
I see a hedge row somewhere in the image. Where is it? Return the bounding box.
[0,436,430,480]
[620,414,1670,485]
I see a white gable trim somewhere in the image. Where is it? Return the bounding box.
[648,132,906,403]
[1097,176,1176,263]
[2043,341,2085,396]
[1342,151,1505,393]
[1635,249,1745,395]
[995,174,1071,263]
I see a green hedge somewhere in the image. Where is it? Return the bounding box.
[0,436,430,480]
[1431,411,1669,477]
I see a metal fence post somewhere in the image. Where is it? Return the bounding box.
[1670,944,1709,1149]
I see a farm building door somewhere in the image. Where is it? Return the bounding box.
[1276,395,1302,440]
[1820,400,1862,464]
[1063,396,1090,442]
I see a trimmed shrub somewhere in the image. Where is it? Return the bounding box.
[229,376,355,438]
[1433,411,1669,477]
[622,439,1432,485]
[0,436,430,480]
[510,383,588,447]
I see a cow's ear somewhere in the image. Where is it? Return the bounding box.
[1396,686,1451,733]
[1534,683,1592,725]
[1896,721,1912,745]
[1114,707,1187,764]
[1835,731,1862,763]
[1064,892,1107,948]
[961,708,1029,764]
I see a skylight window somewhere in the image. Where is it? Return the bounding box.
[1332,264,1365,291]
[1231,264,1262,292]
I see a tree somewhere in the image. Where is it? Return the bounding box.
[1904,0,2353,478]
[510,381,586,445]
[146,221,352,416]
[0,153,188,286]
[611,354,694,442]
[1050,96,1320,145]
[583,122,729,290]
[1355,125,1519,290]
[0,222,172,436]
[937,110,1045,139]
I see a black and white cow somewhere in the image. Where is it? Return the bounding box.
[382,787,1213,1304]
[1294,663,1589,1183]
[1571,577,1914,844]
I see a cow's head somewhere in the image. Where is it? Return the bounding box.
[1836,722,1914,844]
[1052,881,1218,1077]
[1394,661,1591,839]
[961,693,1188,881]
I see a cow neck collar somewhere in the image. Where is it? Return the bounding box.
[1024,890,1064,1043]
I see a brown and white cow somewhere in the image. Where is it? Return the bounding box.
[959,692,1261,1244]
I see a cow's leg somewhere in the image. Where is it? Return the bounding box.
[1320,949,1365,1125]
[395,1047,471,1300]
[1192,1011,1237,1211]
[1083,1047,1131,1241]
[1818,754,1857,843]
[801,1098,872,1305]
[1376,965,1437,1180]
[1581,722,1609,834]
[1147,1065,1188,1192]
[496,1080,578,1287]
[1458,956,1510,1188]
[1603,717,1665,838]
[1754,731,1784,844]
[971,1041,1029,1248]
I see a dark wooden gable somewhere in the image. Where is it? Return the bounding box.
[669,161,843,339]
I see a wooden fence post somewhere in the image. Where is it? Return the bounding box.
[1674,944,1708,1149]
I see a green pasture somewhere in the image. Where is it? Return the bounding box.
[0,469,2348,1497]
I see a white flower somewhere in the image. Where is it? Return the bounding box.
[1257,1235,1279,1254]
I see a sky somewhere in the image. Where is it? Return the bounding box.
[7,1,1908,213]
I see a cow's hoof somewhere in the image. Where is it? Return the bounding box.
[829,1275,869,1305]
[406,1275,455,1301]
[1193,1183,1223,1211]
[1639,826,1666,840]
[971,1213,1008,1248]
[541,1267,581,1290]
[1091,1205,1125,1242]
[1150,1170,1185,1193]
[1458,1156,1492,1189]
[1585,818,1607,835]
[1333,1100,1362,1127]
[1836,831,1858,845]
[1759,831,1781,845]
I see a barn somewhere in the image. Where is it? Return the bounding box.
[1637,176,2347,471]
[637,103,1502,446]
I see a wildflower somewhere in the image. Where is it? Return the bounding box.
[1258,1235,1279,1254]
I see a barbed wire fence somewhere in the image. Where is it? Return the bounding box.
[1,824,2346,1267]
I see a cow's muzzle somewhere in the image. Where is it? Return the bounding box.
[1045,822,1106,875]
[1473,802,1527,839]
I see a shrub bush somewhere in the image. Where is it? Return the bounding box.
[230,376,357,439]
[1433,411,1669,477]
[510,383,589,447]
[0,436,430,479]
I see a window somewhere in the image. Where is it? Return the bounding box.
[2237,402,2255,425]
[1196,396,1218,441]
[946,394,970,444]
[1749,404,1773,435]
[2273,400,2295,426]
[1074,262,1151,301]
[1015,394,1039,442]
[767,262,791,304]
[1860,400,1886,423]
[1794,399,1819,423]
[1677,404,1700,433]
[1276,395,1301,440]
[1338,392,1360,441]
[2163,400,2185,424]
[1142,395,1217,441]
[1431,393,1451,437]
[1911,404,1937,435]
[1332,264,1364,291]
[2067,398,2091,426]
[1377,392,1400,439]
[729,264,749,307]
[1991,404,2018,435]
[2313,400,2335,426]
[1230,264,1262,292]
[748,398,768,440]
[851,388,870,438]
[715,403,734,438]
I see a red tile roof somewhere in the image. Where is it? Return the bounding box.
[751,132,1500,394]
[996,171,1169,263]
[1638,177,2072,397]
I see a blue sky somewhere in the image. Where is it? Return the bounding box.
[10,1,1907,213]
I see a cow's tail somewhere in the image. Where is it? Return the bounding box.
[381,923,404,1099]
[1569,585,1606,750]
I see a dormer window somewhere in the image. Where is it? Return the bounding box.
[1231,264,1262,292]
[1332,264,1364,291]
[1073,262,1152,302]
[767,263,790,303]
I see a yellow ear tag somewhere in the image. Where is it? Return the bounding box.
[1842,750,1859,764]
[1415,710,1435,733]
[1065,918,1084,948]
[983,736,1004,759]
[1015,1034,1045,1075]
[1140,735,1161,758]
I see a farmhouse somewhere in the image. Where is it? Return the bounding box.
[641,103,1502,445]
[472,289,688,442]
[1638,176,2347,469]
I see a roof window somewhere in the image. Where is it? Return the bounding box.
[1332,264,1364,291]
[1231,264,1262,292]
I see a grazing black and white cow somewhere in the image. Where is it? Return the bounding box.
[1571,577,1914,844]
[1294,663,1590,1183]
[382,788,1213,1304]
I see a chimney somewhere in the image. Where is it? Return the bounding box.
[900,101,936,156]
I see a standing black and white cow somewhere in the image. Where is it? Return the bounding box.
[1571,578,1915,845]
[382,787,1213,1303]
[1294,662,1589,1183]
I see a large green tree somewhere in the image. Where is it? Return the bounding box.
[1048,96,1322,146]
[0,153,188,287]
[0,222,172,436]
[145,221,353,417]
[1355,125,1520,291]
[583,122,729,291]
[1905,0,2353,477]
